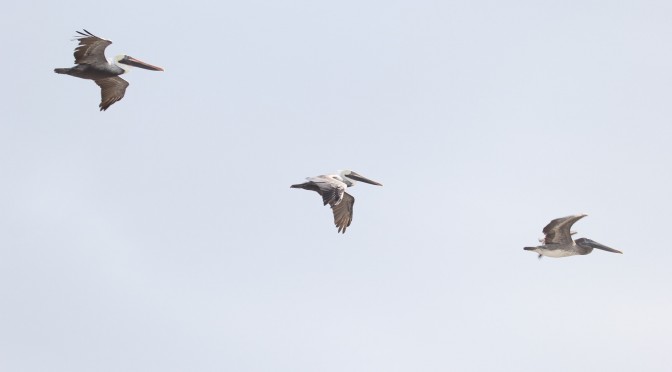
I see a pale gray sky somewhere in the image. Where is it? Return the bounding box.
[1,1,671,371]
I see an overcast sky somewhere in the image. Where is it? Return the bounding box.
[1,1,671,371]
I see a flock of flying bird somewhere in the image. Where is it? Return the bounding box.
[54,30,623,260]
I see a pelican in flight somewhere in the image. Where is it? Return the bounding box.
[524,214,623,259]
[291,170,383,233]
[54,30,164,111]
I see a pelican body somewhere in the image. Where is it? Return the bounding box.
[291,170,382,233]
[524,214,623,259]
[54,30,164,111]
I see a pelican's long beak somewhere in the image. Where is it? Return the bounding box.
[347,171,383,186]
[587,240,623,254]
[119,55,164,71]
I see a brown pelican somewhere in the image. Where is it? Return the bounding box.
[291,170,383,233]
[524,214,623,259]
[54,30,164,111]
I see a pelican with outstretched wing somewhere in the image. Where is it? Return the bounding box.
[55,30,163,111]
[524,214,623,259]
[291,170,382,233]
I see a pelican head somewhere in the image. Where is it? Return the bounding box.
[114,54,164,73]
[575,238,623,254]
[338,170,383,187]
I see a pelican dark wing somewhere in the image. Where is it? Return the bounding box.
[542,214,587,244]
[95,77,129,111]
[301,176,346,206]
[73,30,112,65]
[290,177,346,205]
[331,193,354,234]
[291,176,352,233]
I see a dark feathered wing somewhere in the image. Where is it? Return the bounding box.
[542,214,586,244]
[74,29,112,65]
[331,193,354,234]
[291,178,354,233]
[310,177,345,206]
[95,77,129,111]
[291,177,345,206]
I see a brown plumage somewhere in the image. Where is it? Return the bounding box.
[542,214,587,244]
[73,30,113,65]
[95,77,129,111]
[54,29,163,111]
[290,181,355,233]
